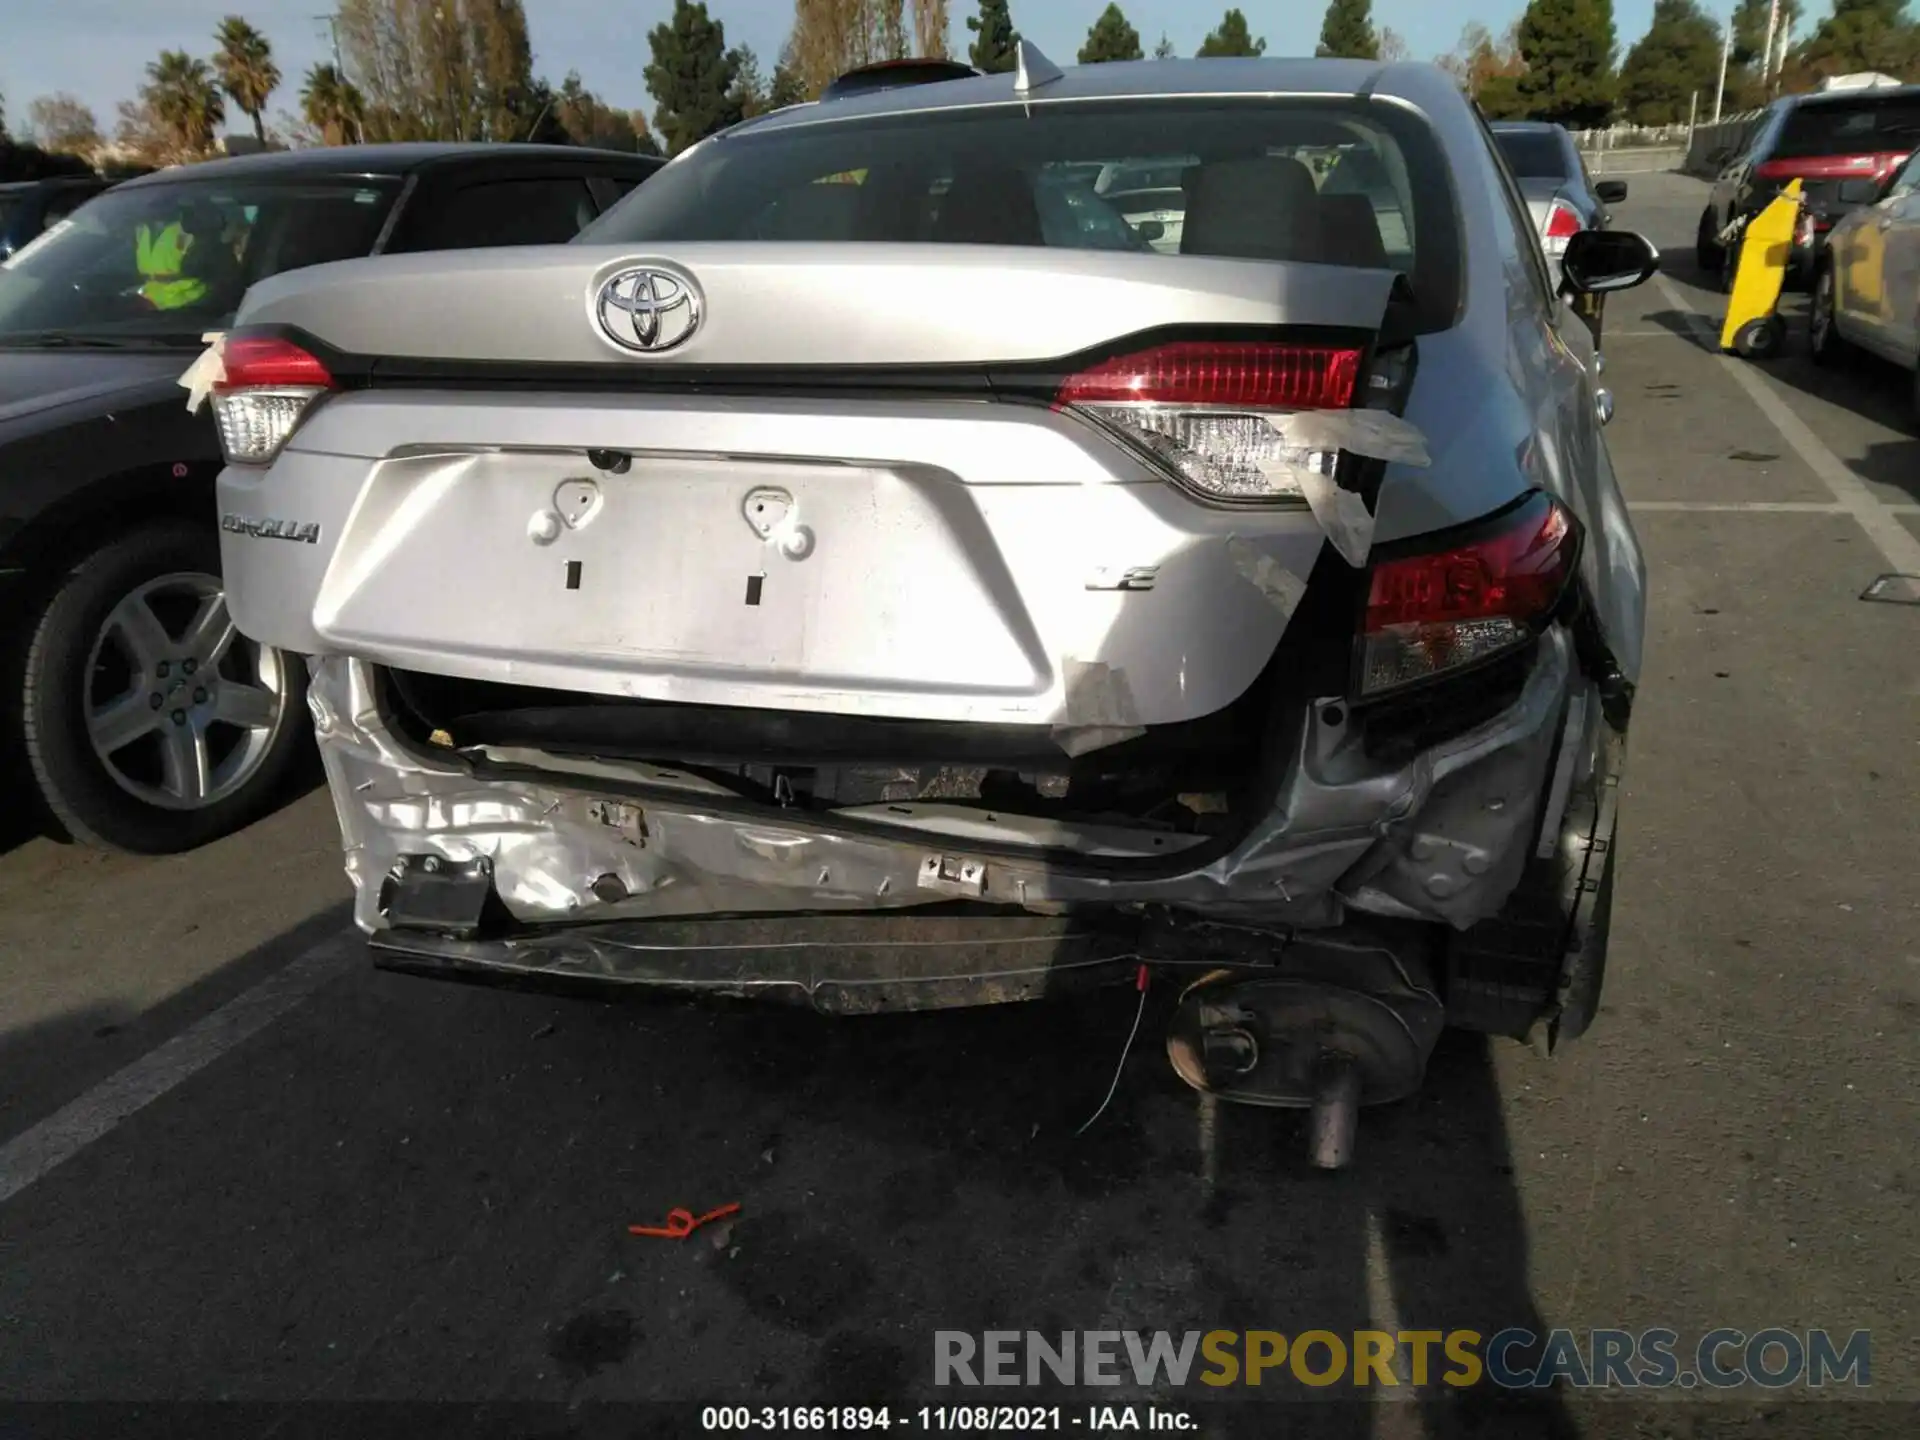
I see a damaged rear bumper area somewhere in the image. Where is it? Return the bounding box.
[314,625,1594,1017]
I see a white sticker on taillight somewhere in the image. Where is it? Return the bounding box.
[205,334,337,465]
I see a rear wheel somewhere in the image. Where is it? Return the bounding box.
[19,520,308,854]
[1695,205,1724,272]
[1808,261,1851,365]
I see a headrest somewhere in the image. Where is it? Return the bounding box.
[1179,156,1324,263]
[933,165,1043,246]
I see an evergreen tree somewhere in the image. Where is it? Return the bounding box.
[1079,3,1144,62]
[1794,0,1920,80]
[1198,8,1267,55]
[1515,0,1618,127]
[1317,0,1380,59]
[643,0,745,154]
[967,0,1020,72]
[1618,0,1721,122]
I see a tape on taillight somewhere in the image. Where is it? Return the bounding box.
[202,333,336,465]
[1056,341,1429,510]
[1356,493,1577,698]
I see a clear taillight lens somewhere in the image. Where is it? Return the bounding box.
[1056,342,1362,503]
[210,334,334,465]
[1358,493,1578,697]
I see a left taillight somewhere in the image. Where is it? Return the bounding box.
[1542,200,1582,257]
[1357,492,1578,698]
[210,334,335,465]
[1054,340,1363,504]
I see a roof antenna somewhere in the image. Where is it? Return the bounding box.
[1012,39,1065,96]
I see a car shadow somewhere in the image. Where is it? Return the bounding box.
[1641,252,1920,505]
[0,738,325,860]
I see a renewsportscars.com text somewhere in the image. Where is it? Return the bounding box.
[933,1328,1871,1390]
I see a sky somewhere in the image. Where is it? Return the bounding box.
[2,0,1771,142]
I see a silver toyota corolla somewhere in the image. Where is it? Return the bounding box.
[206,51,1659,1165]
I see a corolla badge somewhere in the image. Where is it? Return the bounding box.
[594,266,700,353]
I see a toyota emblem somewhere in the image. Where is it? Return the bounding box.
[594,266,701,353]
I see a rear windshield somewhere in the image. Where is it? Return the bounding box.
[583,97,1461,332]
[0,174,401,345]
[1775,95,1920,158]
[1493,129,1569,179]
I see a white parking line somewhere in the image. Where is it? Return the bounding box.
[0,934,357,1207]
[1652,274,1920,574]
[1631,500,1846,512]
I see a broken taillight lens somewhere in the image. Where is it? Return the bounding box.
[1056,341,1363,503]
[1357,492,1578,697]
[211,334,336,465]
[1542,200,1583,257]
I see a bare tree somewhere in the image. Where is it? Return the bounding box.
[912,0,950,56]
[27,93,102,155]
[1378,26,1410,62]
[336,0,540,141]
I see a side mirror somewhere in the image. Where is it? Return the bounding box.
[1838,177,1883,205]
[1561,228,1661,294]
[1135,219,1165,243]
[1595,179,1629,204]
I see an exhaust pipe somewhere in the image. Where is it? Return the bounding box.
[1164,928,1444,1171]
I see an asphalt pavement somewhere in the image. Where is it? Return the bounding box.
[1,171,1916,1439]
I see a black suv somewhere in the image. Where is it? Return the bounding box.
[0,176,115,261]
[0,142,662,853]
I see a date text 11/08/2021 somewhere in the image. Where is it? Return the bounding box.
[701,1407,1196,1432]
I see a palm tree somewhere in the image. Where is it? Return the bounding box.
[145,51,226,158]
[213,16,281,145]
[300,63,365,147]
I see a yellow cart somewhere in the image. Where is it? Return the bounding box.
[1719,178,1804,360]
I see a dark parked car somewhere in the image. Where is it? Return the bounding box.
[0,176,114,261]
[0,142,662,853]
[1695,84,1920,289]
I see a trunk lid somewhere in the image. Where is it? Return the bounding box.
[235,243,1398,371]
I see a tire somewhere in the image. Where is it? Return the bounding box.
[1695,205,1724,272]
[19,519,309,854]
[1807,261,1851,366]
[1732,315,1785,359]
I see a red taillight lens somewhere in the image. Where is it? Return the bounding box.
[1542,200,1582,257]
[1753,159,1798,181]
[1358,494,1577,697]
[209,333,335,465]
[216,334,334,391]
[1057,342,1360,410]
[1055,341,1366,504]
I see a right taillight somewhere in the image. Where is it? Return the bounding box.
[1055,340,1364,504]
[1357,493,1578,698]
[210,333,336,465]
[1542,200,1582,256]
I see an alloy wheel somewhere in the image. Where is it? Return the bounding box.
[81,571,289,811]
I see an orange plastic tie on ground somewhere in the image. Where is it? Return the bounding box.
[629,1202,741,1239]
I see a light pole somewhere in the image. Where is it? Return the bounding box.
[1714,7,1731,121]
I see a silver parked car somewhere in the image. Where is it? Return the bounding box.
[1490,120,1629,257]
[209,52,1658,1165]
[1808,144,1920,413]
